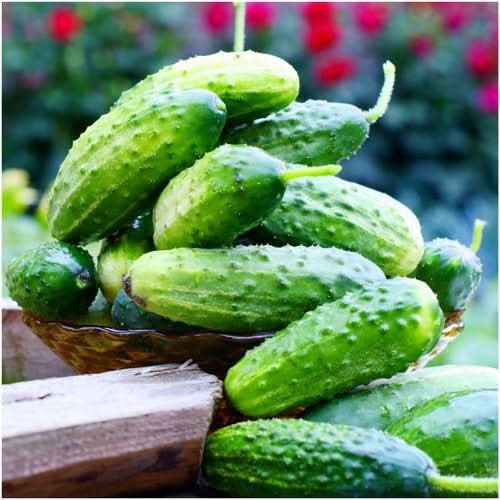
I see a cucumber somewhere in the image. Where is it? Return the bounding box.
[413,219,485,312]
[125,245,385,333]
[225,277,443,418]
[115,50,299,124]
[97,211,153,303]
[111,288,190,332]
[303,365,498,430]
[153,144,340,250]
[255,174,424,277]
[387,390,498,478]
[6,242,98,319]
[223,61,395,164]
[48,88,227,243]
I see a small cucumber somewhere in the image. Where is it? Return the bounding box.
[387,389,498,478]
[125,245,385,333]
[225,278,443,418]
[97,211,154,303]
[153,144,340,250]
[413,219,484,312]
[223,61,395,164]
[303,365,498,430]
[115,50,299,124]
[6,242,98,319]
[255,174,424,276]
[48,88,226,243]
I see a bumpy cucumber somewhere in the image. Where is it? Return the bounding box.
[225,278,443,418]
[303,365,498,430]
[223,61,395,164]
[6,242,97,319]
[125,245,385,333]
[255,174,424,276]
[413,219,484,312]
[153,144,340,250]
[48,88,226,243]
[115,51,299,124]
[97,211,153,303]
[387,390,498,478]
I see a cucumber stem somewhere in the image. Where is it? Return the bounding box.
[280,165,342,183]
[470,219,486,253]
[427,472,498,497]
[233,1,246,52]
[364,61,396,124]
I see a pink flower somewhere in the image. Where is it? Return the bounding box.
[246,2,277,31]
[440,4,469,33]
[302,2,335,25]
[477,80,498,114]
[304,20,342,54]
[466,39,498,78]
[315,56,357,86]
[410,35,435,58]
[202,3,233,34]
[354,3,390,37]
[47,7,83,43]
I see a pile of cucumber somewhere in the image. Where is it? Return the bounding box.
[5,3,497,497]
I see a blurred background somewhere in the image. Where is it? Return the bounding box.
[2,2,498,367]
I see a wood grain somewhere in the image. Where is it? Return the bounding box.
[2,363,222,497]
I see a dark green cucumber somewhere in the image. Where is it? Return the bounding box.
[97,211,154,303]
[111,288,190,332]
[255,174,424,276]
[225,278,443,418]
[48,88,226,243]
[125,245,385,333]
[6,242,98,319]
[413,219,485,312]
[153,144,340,250]
[115,50,299,124]
[387,389,498,478]
[224,61,395,165]
[203,419,437,498]
[303,365,498,430]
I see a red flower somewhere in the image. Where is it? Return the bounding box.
[440,4,469,33]
[304,21,342,54]
[466,39,498,78]
[202,3,233,34]
[410,35,435,58]
[302,2,335,25]
[315,56,356,86]
[477,80,498,114]
[246,2,277,31]
[47,7,82,43]
[354,3,390,37]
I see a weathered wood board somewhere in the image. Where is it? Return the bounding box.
[2,299,74,382]
[2,363,222,497]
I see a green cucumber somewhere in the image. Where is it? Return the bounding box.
[48,88,226,243]
[153,144,340,250]
[6,242,98,319]
[125,245,385,333]
[204,419,498,498]
[223,61,395,164]
[413,219,484,312]
[387,389,498,478]
[115,50,299,124]
[255,174,424,276]
[97,211,154,303]
[303,365,498,430]
[225,277,443,418]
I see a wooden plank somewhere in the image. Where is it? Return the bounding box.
[2,363,222,497]
[2,299,74,382]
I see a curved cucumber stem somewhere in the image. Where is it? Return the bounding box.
[280,165,342,183]
[470,219,486,254]
[427,473,498,497]
[364,61,396,124]
[233,1,246,52]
